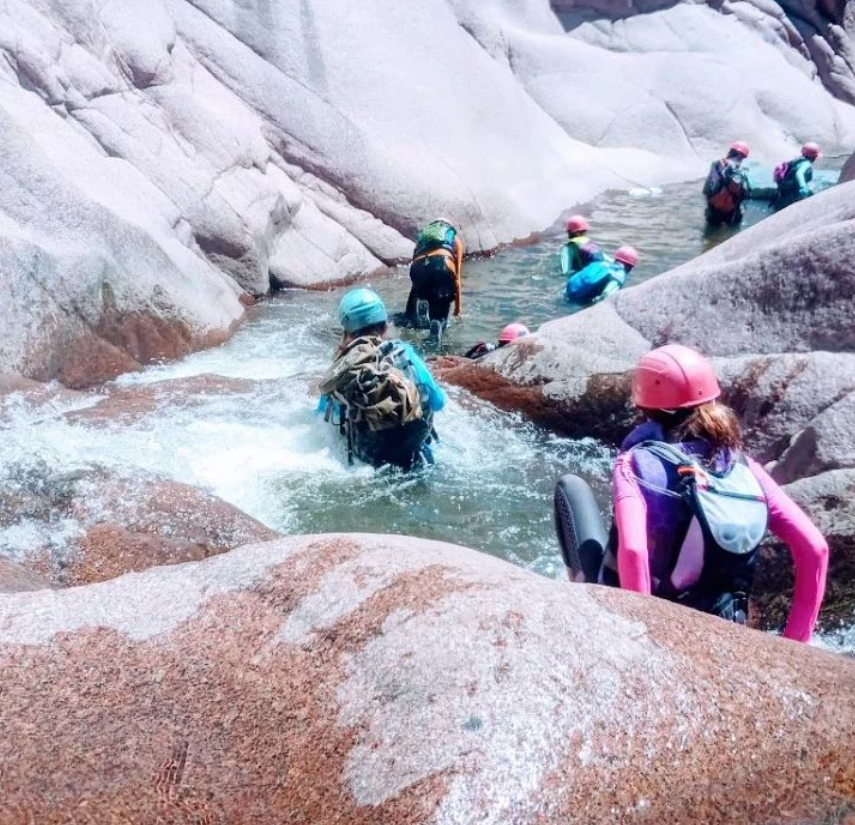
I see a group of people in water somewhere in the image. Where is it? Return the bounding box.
[318,149,830,642]
[703,140,822,227]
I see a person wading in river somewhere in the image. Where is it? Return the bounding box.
[565,246,638,305]
[463,322,530,360]
[319,288,445,469]
[560,215,603,277]
[554,345,828,641]
[773,142,820,211]
[399,218,465,345]
[703,141,751,227]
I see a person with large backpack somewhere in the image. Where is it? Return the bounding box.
[702,141,751,227]
[560,215,603,277]
[773,142,820,212]
[565,246,638,305]
[553,344,828,641]
[319,288,445,470]
[400,218,465,344]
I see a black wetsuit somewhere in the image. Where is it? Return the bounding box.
[404,252,458,327]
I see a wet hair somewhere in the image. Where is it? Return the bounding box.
[726,149,744,161]
[644,401,743,456]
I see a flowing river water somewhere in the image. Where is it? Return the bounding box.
[1,168,852,650]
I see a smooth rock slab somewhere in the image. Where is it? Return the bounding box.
[0,533,853,823]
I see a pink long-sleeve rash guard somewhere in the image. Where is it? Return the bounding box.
[612,453,828,642]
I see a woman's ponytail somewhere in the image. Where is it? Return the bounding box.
[674,401,743,453]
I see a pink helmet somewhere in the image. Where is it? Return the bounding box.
[614,246,639,267]
[498,322,530,344]
[566,215,589,234]
[632,344,721,410]
[729,140,750,158]
[801,142,820,160]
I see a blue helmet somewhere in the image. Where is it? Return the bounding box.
[338,288,388,333]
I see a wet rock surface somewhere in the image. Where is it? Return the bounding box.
[754,470,855,631]
[0,467,276,587]
[1,532,854,823]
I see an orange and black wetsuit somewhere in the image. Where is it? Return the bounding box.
[404,234,465,326]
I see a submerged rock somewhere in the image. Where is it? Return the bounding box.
[0,469,276,587]
[0,533,853,823]
[65,374,262,426]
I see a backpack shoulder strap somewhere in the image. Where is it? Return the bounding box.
[634,440,697,468]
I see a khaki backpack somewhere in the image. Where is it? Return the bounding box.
[319,336,424,431]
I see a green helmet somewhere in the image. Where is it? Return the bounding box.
[338,288,388,334]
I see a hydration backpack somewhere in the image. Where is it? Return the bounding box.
[773,161,791,184]
[415,220,457,257]
[566,260,623,303]
[637,441,768,596]
[319,337,424,432]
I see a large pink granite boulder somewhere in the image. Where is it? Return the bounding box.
[1,533,853,823]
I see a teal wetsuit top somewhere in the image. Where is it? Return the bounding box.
[397,340,446,412]
[776,157,813,209]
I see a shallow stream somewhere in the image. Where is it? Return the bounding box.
[1,169,851,648]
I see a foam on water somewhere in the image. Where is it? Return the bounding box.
[0,287,612,576]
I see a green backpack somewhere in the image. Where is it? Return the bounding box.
[319,337,424,431]
[415,220,456,257]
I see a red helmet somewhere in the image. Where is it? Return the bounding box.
[566,215,589,234]
[632,345,721,410]
[614,246,639,267]
[498,322,530,344]
[801,142,820,160]
[729,140,750,158]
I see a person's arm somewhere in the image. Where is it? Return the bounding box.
[612,454,652,594]
[453,236,464,316]
[560,244,570,278]
[404,343,447,412]
[795,162,811,198]
[592,262,627,303]
[747,459,828,642]
[702,162,719,197]
[592,276,624,303]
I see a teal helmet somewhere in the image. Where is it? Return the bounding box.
[338,288,388,333]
